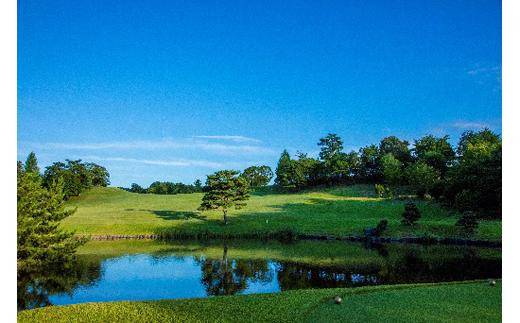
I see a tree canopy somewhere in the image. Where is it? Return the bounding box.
[198,170,250,224]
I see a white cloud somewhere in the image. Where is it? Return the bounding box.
[467,66,500,76]
[28,138,275,155]
[77,156,246,169]
[451,121,491,129]
[193,135,261,143]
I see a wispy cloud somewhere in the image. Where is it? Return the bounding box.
[451,121,491,129]
[467,66,500,76]
[77,155,246,169]
[193,135,261,143]
[28,138,275,155]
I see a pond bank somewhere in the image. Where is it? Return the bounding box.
[18,280,502,323]
[79,233,501,247]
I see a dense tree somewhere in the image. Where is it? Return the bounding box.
[444,129,501,218]
[359,145,382,182]
[381,153,403,186]
[194,179,203,191]
[404,161,440,197]
[43,159,109,199]
[198,170,250,224]
[17,157,84,271]
[241,165,273,188]
[318,133,344,161]
[379,136,412,165]
[85,163,110,187]
[275,150,294,189]
[413,135,455,175]
[130,183,146,193]
[24,152,40,175]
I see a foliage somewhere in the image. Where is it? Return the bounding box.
[198,170,251,224]
[401,202,421,226]
[317,133,344,161]
[379,136,412,165]
[241,165,274,188]
[381,153,403,186]
[404,161,440,197]
[456,211,479,234]
[374,184,385,197]
[444,129,501,218]
[413,135,455,175]
[43,159,110,199]
[129,183,146,193]
[24,152,40,174]
[374,219,388,237]
[359,144,382,182]
[17,156,85,271]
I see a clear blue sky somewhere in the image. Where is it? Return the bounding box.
[18,0,501,187]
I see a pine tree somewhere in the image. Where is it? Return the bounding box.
[198,170,250,225]
[17,162,84,270]
[275,150,293,189]
[24,152,40,175]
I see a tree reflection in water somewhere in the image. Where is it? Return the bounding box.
[196,244,272,296]
[17,257,102,311]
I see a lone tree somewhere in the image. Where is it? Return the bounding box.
[198,170,250,225]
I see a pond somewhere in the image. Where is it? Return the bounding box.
[18,239,501,311]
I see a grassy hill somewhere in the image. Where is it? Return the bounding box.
[18,281,502,323]
[62,185,501,240]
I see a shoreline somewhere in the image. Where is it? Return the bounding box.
[78,233,502,247]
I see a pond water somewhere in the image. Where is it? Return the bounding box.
[18,240,501,311]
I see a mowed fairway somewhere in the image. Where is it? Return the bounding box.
[62,185,501,240]
[18,281,501,323]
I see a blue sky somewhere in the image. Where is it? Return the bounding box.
[18,0,501,187]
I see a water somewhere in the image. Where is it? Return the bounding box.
[18,240,501,310]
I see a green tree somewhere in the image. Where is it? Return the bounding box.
[198,170,250,225]
[85,163,110,186]
[318,133,344,161]
[24,152,40,175]
[445,129,501,218]
[194,179,203,191]
[241,165,273,188]
[275,150,294,189]
[379,136,412,165]
[359,145,382,182]
[381,153,403,186]
[413,135,455,175]
[404,161,440,197]
[17,160,84,271]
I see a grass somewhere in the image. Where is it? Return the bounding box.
[62,185,501,240]
[18,280,501,322]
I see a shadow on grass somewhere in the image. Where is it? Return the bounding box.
[125,208,208,221]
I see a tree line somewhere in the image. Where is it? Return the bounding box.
[122,165,274,195]
[21,152,110,199]
[274,129,501,219]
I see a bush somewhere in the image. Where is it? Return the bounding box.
[401,202,421,226]
[374,184,385,197]
[456,211,479,234]
[374,219,388,237]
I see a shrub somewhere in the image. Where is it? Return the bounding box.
[456,211,479,234]
[374,219,388,237]
[374,184,385,197]
[401,202,421,226]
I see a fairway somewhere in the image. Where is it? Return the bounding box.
[18,281,501,323]
[62,185,501,240]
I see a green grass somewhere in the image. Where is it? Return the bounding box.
[62,185,501,240]
[18,280,501,323]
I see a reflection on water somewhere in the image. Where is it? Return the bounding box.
[18,241,501,310]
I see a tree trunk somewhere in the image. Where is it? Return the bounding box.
[223,209,228,225]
